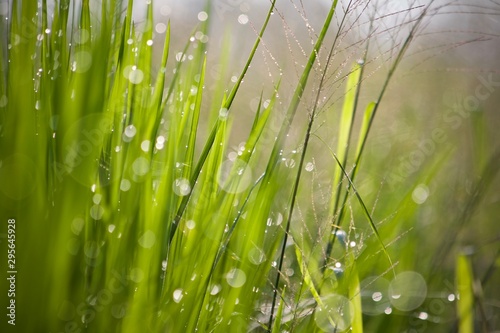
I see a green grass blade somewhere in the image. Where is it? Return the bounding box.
[330,101,376,233]
[271,286,287,333]
[354,101,377,161]
[456,254,474,333]
[347,255,363,333]
[316,135,394,270]
[184,57,207,179]
[295,245,324,305]
[328,62,363,219]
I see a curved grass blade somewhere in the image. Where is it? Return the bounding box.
[316,135,395,271]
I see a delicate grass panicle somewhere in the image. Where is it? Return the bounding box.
[1,0,499,332]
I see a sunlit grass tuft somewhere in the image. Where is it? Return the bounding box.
[1,1,499,333]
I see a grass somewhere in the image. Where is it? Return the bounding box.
[1,0,499,332]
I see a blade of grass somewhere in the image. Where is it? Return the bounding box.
[271,285,287,333]
[456,253,474,333]
[316,134,395,271]
[347,254,363,333]
[327,62,363,220]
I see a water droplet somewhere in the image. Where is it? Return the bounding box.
[285,159,295,168]
[160,5,171,16]
[138,230,156,249]
[74,29,90,44]
[238,14,248,24]
[72,51,92,73]
[199,35,209,43]
[305,162,314,172]
[108,224,116,233]
[225,268,246,288]
[130,268,144,282]
[140,140,150,152]
[218,159,252,193]
[156,135,165,144]
[314,294,354,331]
[175,52,186,62]
[332,267,344,279]
[84,241,100,258]
[372,292,383,302]
[155,141,165,150]
[132,157,150,176]
[197,11,208,22]
[173,289,183,303]
[90,205,104,220]
[92,193,102,204]
[333,229,347,247]
[210,284,221,295]
[186,220,196,230]
[146,39,153,46]
[155,23,167,34]
[448,294,455,302]
[360,276,391,315]
[120,179,131,191]
[248,246,266,265]
[228,151,238,161]
[418,312,429,320]
[389,271,427,311]
[128,68,144,84]
[71,218,85,235]
[173,178,191,196]
[189,85,198,96]
[276,213,283,226]
[219,107,229,120]
[412,184,429,204]
[357,59,365,66]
